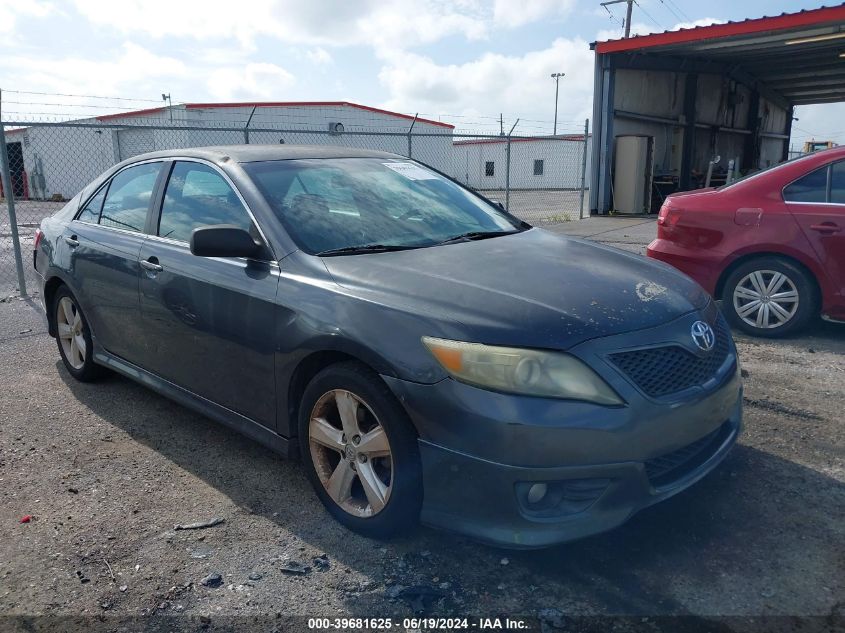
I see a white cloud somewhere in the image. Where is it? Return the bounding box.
[0,0,52,42]
[0,42,186,97]
[378,38,595,133]
[596,17,724,42]
[671,18,725,31]
[207,62,295,100]
[70,0,488,52]
[306,47,333,66]
[493,0,575,28]
[361,1,487,52]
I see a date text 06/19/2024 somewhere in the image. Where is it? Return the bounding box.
[307,617,530,630]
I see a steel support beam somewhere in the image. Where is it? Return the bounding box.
[782,106,794,162]
[597,62,615,214]
[679,72,698,192]
[744,90,761,171]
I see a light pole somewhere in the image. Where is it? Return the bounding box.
[551,73,565,136]
[162,93,172,121]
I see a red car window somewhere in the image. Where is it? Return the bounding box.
[783,166,828,203]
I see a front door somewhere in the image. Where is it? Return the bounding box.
[137,160,279,428]
[783,160,845,316]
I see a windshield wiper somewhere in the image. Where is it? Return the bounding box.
[316,243,420,256]
[436,230,518,245]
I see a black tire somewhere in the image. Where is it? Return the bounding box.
[53,285,103,382]
[722,256,817,338]
[297,361,422,538]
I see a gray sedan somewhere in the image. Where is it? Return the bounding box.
[34,145,742,548]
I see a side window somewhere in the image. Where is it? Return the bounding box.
[77,187,106,224]
[485,161,495,177]
[533,159,544,176]
[100,162,161,232]
[830,161,845,205]
[158,162,253,242]
[783,166,829,203]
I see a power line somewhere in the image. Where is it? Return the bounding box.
[0,89,164,103]
[657,0,685,23]
[633,0,665,31]
[2,100,159,110]
[664,0,692,22]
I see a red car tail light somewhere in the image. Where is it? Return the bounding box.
[34,228,44,251]
[657,200,681,237]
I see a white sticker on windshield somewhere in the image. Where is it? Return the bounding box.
[382,162,439,180]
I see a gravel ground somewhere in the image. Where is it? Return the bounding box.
[0,221,843,632]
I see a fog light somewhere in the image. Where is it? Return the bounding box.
[527,482,548,505]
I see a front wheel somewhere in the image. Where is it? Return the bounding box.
[722,257,817,337]
[298,361,422,538]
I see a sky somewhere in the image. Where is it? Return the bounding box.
[0,0,843,144]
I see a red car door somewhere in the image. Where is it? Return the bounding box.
[783,160,845,316]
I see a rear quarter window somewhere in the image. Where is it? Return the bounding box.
[783,166,829,203]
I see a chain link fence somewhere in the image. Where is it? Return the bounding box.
[1,115,590,295]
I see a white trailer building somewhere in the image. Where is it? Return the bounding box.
[450,136,591,191]
[4,102,454,201]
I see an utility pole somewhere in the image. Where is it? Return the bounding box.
[601,0,634,38]
[550,73,565,136]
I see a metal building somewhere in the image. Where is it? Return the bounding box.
[4,102,454,201]
[451,136,591,191]
[589,4,845,214]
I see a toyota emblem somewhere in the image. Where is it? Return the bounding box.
[691,321,715,352]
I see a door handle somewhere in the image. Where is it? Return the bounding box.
[810,223,840,234]
[140,258,163,273]
[64,235,79,247]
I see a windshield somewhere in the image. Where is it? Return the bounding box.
[243,158,525,255]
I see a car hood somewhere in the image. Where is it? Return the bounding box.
[322,228,710,350]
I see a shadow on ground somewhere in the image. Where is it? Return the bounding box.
[58,364,845,618]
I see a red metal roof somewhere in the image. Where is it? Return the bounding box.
[94,101,454,128]
[186,101,454,129]
[594,4,845,54]
[96,106,167,121]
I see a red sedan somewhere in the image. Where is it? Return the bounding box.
[648,146,845,337]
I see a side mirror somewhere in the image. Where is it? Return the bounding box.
[190,225,262,259]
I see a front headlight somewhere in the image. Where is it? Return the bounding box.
[422,337,623,405]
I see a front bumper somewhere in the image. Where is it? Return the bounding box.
[383,306,743,548]
[421,404,739,548]
[387,373,741,548]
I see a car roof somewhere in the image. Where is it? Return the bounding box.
[122,144,404,164]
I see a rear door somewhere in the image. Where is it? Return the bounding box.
[137,160,279,428]
[66,161,164,362]
[783,161,845,310]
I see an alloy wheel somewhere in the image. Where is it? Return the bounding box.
[57,296,86,370]
[732,269,799,329]
[308,389,393,518]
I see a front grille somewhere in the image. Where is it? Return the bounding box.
[608,314,732,398]
[645,421,731,487]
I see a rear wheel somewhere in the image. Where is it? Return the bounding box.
[53,286,102,381]
[722,257,817,337]
[298,361,422,538]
